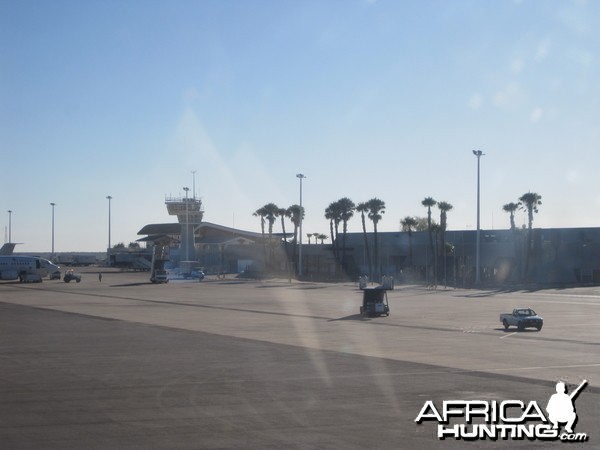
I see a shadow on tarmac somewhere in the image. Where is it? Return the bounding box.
[496,327,541,333]
[328,314,381,322]
[457,283,597,298]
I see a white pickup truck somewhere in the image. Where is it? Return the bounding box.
[499,308,543,331]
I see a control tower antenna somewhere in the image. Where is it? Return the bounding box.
[192,170,197,199]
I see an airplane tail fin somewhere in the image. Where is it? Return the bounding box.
[0,243,18,255]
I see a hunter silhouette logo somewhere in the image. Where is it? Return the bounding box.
[546,380,587,434]
[415,379,589,442]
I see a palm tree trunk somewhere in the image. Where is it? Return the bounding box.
[427,211,435,283]
[281,217,291,280]
[260,218,267,269]
[334,221,341,264]
[292,224,299,275]
[329,220,337,262]
[408,229,413,267]
[361,212,372,280]
[374,222,379,281]
[342,221,348,271]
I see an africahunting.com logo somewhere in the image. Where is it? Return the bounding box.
[415,380,589,442]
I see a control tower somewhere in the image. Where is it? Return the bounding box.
[165,193,204,262]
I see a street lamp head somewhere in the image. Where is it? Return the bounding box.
[472,150,484,157]
[106,195,112,200]
[296,173,306,179]
[50,202,55,206]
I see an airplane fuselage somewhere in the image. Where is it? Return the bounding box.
[0,256,60,282]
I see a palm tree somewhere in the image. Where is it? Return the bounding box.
[503,201,522,281]
[279,206,290,241]
[278,207,289,242]
[317,234,328,244]
[261,203,279,239]
[336,197,355,269]
[356,202,372,280]
[260,203,280,269]
[502,202,520,231]
[306,233,312,244]
[286,204,304,274]
[437,201,453,286]
[438,202,452,232]
[422,197,437,282]
[324,202,342,262]
[286,204,303,244]
[519,192,542,279]
[519,192,542,231]
[278,207,292,278]
[366,198,385,280]
[400,216,418,268]
[253,206,268,265]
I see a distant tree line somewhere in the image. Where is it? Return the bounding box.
[253,190,542,282]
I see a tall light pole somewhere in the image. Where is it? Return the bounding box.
[296,174,306,277]
[473,150,484,284]
[106,196,112,251]
[7,210,12,243]
[50,203,56,259]
[183,187,190,261]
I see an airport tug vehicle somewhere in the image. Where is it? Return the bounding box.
[360,287,390,317]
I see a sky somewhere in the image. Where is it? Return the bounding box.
[1,0,599,252]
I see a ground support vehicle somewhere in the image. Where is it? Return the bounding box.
[150,269,169,284]
[49,271,61,280]
[149,242,170,284]
[20,273,42,283]
[500,308,543,331]
[360,288,390,317]
[63,270,82,283]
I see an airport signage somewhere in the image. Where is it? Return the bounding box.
[415,380,589,443]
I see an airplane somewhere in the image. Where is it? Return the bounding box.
[0,243,61,282]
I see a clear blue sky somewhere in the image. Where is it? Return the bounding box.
[1,0,599,252]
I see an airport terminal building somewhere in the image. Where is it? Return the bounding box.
[111,193,600,285]
[132,222,600,286]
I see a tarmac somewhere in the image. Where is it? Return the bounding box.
[1,269,599,449]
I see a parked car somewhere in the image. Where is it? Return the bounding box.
[499,308,543,331]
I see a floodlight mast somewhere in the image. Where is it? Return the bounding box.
[50,203,56,259]
[7,210,12,243]
[106,196,112,250]
[472,150,484,284]
[183,187,190,261]
[296,174,306,277]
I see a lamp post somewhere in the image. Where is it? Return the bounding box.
[7,210,12,243]
[296,174,306,277]
[472,150,484,284]
[183,187,190,261]
[50,203,56,259]
[106,196,112,251]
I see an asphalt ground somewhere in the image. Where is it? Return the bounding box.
[1,269,599,449]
